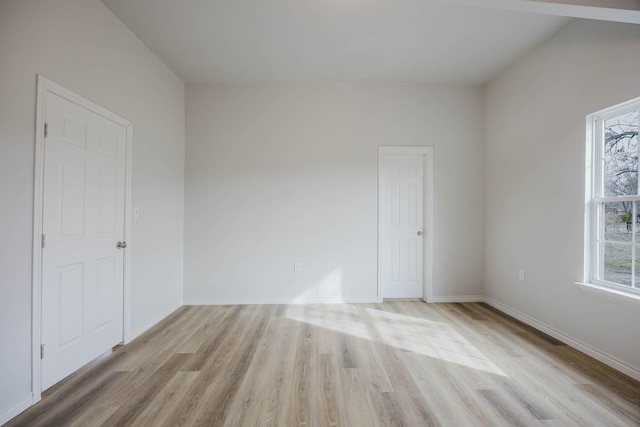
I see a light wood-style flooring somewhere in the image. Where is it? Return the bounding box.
[7,301,640,426]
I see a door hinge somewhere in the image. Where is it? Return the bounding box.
[41,233,46,249]
[44,123,48,138]
[40,344,45,359]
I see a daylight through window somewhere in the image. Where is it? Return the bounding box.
[588,97,640,294]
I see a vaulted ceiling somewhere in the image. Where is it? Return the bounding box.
[101,0,639,84]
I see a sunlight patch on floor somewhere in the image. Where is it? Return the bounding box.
[285,304,507,376]
[285,304,372,341]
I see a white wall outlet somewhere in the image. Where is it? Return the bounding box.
[518,269,525,282]
[294,262,302,272]
[133,207,140,220]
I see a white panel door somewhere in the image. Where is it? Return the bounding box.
[381,153,424,298]
[41,92,126,390]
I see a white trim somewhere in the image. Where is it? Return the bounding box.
[183,297,380,306]
[583,113,594,286]
[32,75,133,398]
[575,282,640,306]
[484,296,640,382]
[378,146,434,303]
[427,295,485,303]
[31,76,47,404]
[591,95,640,119]
[122,124,133,343]
[585,96,640,292]
[128,304,183,342]
[594,195,640,203]
[0,393,33,426]
[443,0,640,25]
[423,148,435,303]
[37,77,133,125]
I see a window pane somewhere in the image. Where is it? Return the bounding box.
[603,111,639,197]
[603,202,633,241]
[602,242,632,286]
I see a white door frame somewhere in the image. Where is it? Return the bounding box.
[378,146,434,303]
[31,75,133,403]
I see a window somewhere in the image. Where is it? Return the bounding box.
[587,97,640,295]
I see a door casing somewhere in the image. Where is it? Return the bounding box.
[378,146,433,302]
[31,75,133,403]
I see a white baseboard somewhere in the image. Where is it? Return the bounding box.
[184,296,488,305]
[127,303,183,343]
[184,296,380,305]
[426,295,485,303]
[483,296,640,382]
[0,393,33,425]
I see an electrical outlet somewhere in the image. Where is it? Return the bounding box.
[518,269,525,282]
[294,262,302,272]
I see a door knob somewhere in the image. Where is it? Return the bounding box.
[116,241,127,249]
[417,230,423,236]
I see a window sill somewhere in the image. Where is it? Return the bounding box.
[574,282,640,306]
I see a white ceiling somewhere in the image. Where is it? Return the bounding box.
[101,0,577,85]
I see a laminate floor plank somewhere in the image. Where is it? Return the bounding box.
[102,353,193,426]
[403,357,490,427]
[68,407,119,427]
[133,371,200,427]
[187,305,272,427]
[222,307,285,427]
[112,306,202,372]
[291,323,315,427]
[338,368,381,427]
[6,301,640,427]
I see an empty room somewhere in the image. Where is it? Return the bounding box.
[1,0,640,425]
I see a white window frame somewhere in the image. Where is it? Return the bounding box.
[585,96,640,300]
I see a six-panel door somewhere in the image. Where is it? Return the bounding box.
[381,153,424,298]
[41,92,126,390]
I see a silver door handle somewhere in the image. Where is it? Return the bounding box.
[116,241,127,249]
[417,230,423,236]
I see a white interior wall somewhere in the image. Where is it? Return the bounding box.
[0,0,185,419]
[3,1,639,423]
[184,84,485,303]
[484,19,640,376]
